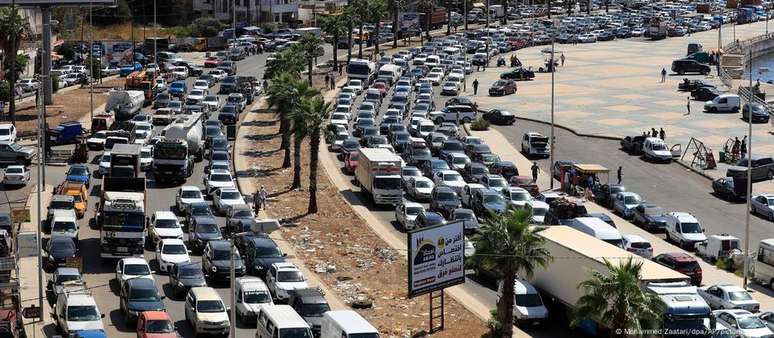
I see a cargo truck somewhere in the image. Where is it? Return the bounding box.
[424,8,448,30]
[648,16,668,40]
[162,113,204,161]
[105,90,145,121]
[152,137,193,182]
[354,148,403,206]
[529,226,704,336]
[97,176,146,259]
[108,144,141,178]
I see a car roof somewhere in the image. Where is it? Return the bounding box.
[160,238,185,246]
[56,267,81,276]
[208,240,232,250]
[154,210,177,219]
[513,278,539,295]
[272,262,300,270]
[660,252,696,262]
[210,169,231,175]
[190,287,221,300]
[121,257,149,265]
[236,277,269,290]
[622,234,648,243]
[669,212,697,222]
[141,311,171,321]
[126,277,156,289]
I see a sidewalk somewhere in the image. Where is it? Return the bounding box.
[465,126,774,307]
[18,184,53,337]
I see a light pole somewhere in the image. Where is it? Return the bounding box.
[153,0,157,98]
[743,48,753,290]
[89,0,94,123]
[549,20,557,189]
[35,82,44,319]
[229,240,237,338]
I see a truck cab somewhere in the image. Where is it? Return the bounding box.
[644,282,712,335]
[56,181,88,218]
[152,138,193,181]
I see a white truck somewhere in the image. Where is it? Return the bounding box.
[105,90,145,121]
[98,176,146,259]
[355,148,403,206]
[528,226,690,336]
[346,59,376,86]
[377,64,402,86]
[489,4,505,19]
[163,113,204,161]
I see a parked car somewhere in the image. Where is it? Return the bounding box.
[488,79,517,96]
[713,310,773,337]
[698,284,760,312]
[751,194,774,221]
[726,156,774,182]
[612,192,641,219]
[482,109,515,125]
[671,59,710,75]
[652,252,702,286]
[631,203,670,232]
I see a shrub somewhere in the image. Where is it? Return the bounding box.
[486,309,503,336]
[52,75,60,93]
[55,43,75,60]
[0,81,9,103]
[470,117,490,131]
[188,17,225,37]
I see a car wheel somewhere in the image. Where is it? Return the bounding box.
[769,212,774,221]
[767,170,774,180]
[15,157,25,165]
[463,117,471,124]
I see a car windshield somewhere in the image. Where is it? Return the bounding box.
[67,167,88,176]
[453,157,469,165]
[243,291,272,304]
[124,264,150,275]
[624,195,640,204]
[279,328,314,338]
[406,207,424,215]
[728,291,752,301]
[5,167,22,174]
[50,239,75,254]
[232,209,253,218]
[510,192,530,201]
[195,223,219,234]
[644,206,664,216]
[488,178,507,188]
[437,192,457,201]
[374,177,401,190]
[652,143,666,151]
[197,300,225,313]
[162,244,187,255]
[210,174,232,182]
[484,194,505,204]
[444,173,462,182]
[221,191,241,200]
[52,221,77,233]
[515,294,543,307]
[129,287,160,301]
[179,265,202,277]
[415,180,432,188]
[66,305,100,321]
[212,152,229,161]
[738,316,766,329]
[403,168,420,177]
[56,273,81,284]
[155,218,178,229]
[146,320,175,333]
[679,222,702,234]
[277,270,304,282]
[454,212,474,220]
[432,161,449,170]
[182,190,202,199]
[301,303,331,317]
[191,204,210,216]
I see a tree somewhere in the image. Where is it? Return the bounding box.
[265,72,299,168]
[288,80,319,190]
[0,6,30,125]
[388,0,404,49]
[348,1,369,59]
[469,208,553,337]
[188,17,226,37]
[416,0,434,40]
[265,47,305,81]
[368,0,388,57]
[321,14,348,71]
[573,258,665,337]
[291,96,332,213]
[296,33,324,85]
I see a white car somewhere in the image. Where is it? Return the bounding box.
[155,238,191,273]
[18,78,40,92]
[441,81,460,95]
[204,169,236,197]
[481,174,509,191]
[192,80,209,91]
[347,79,363,91]
[622,234,653,258]
[115,257,154,287]
[498,278,549,326]
[433,170,466,193]
[527,200,549,224]
[751,194,774,221]
[98,152,111,176]
[266,262,308,301]
[86,130,107,150]
[187,89,207,102]
[234,277,273,323]
[330,113,349,127]
[612,192,641,219]
[665,212,707,250]
[53,291,104,335]
[171,66,188,80]
[0,124,17,143]
[213,187,246,215]
[149,211,184,245]
[202,95,220,112]
[425,73,443,86]
[699,284,760,312]
[176,185,205,212]
[502,187,531,209]
[208,69,228,81]
[2,165,29,186]
[139,146,152,170]
[154,77,167,92]
[713,309,773,338]
[406,176,435,201]
[395,202,425,230]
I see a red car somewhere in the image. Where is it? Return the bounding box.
[344,151,360,174]
[371,82,388,97]
[137,311,177,338]
[203,56,220,68]
[652,253,702,286]
[510,176,539,196]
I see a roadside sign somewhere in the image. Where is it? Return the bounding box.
[11,209,30,224]
[22,305,40,319]
[407,221,465,298]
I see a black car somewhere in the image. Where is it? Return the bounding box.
[462,162,489,183]
[218,111,238,125]
[235,234,286,278]
[225,206,256,234]
[691,87,721,101]
[499,68,535,81]
[631,202,670,232]
[168,262,207,298]
[415,211,446,229]
[482,109,515,125]
[678,79,715,91]
[671,59,710,75]
[0,213,10,233]
[712,177,746,201]
[466,143,492,160]
[188,215,222,252]
[204,125,225,148]
[439,140,465,160]
[208,137,230,159]
[451,208,480,234]
[472,188,507,216]
[429,186,461,218]
[153,93,171,109]
[488,161,519,181]
[620,135,646,155]
[742,103,771,123]
[380,117,401,135]
[45,236,77,270]
[488,79,517,96]
[202,240,246,282]
[592,184,626,208]
[445,96,477,110]
[391,132,411,153]
[120,278,165,323]
[597,31,615,41]
[219,76,238,94]
[338,138,360,158]
[288,288,330,336]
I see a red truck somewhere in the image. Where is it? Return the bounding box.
[424,8,448,30]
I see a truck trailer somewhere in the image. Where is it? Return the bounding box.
[354,148,403,206]
[163,113,204,161]
[105,90,145,121]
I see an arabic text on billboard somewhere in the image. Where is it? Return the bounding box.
[400,12,421,33]
[407,221,465,298]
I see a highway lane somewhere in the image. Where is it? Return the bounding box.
[492,119,774,248]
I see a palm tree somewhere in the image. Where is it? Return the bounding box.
[0,6,29,125]
[573,257,665,337]
[469,208,553,337]
[265,72,298,168]
[288,80,320,189]
[265,47,305,81]
[388,0,404,49]
[321,14,348,71]
[345,1,355,63]
[416,0,434,41]
[296,33,324,85]
[290,96,332,213]
[446,0,452,35]
[368,0,388,57]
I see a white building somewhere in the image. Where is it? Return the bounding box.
[193,0,299,24]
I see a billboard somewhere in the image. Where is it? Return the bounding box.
[407,221,465,298]
[399,12,421,33]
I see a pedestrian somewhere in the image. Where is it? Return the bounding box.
[339,63,343,76]
[651,128,657,138]
[661,68,667,82]
[659,128,665,141]
[560,53,565,67]
[253,190,263,213]
[531,162,539,182]
[741,136,747,159]
[685,97,691,115]
[732,137,741,160]
[330,74,336,90]
[476,64,481,72]
[617,166,623,184]
[324,73,330,87]
[473,79,479,95]
[259,185,268,211]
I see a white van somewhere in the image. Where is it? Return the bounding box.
[425,55,441,68]
[704,94,740,113]
[498,279,549,326]
[377,64,402,86]
[321,310,380,338]
[255,304,314,338]
[641,137,673,162]
[754,238,774,288]
[569,217,624,248]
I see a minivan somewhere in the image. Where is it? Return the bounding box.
[321,310,380,338]
[569,217,624,248]
[704,94,740,113]
[255,304,314,338]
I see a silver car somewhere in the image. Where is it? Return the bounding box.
[751,194,774,221]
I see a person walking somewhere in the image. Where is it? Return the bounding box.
[324,73,330,88]
[253,190,263,213]
[661,68,667,82]
[339,63,343,76]
[560,53,565,66]
[473,79,479,95]
[259,186,268,211]
[659,128,665,141]
[617,166,623,184]
[531,162,539,182]
[651,128,658,138]
[732,137,741,161]
[685,97,691,115]
[741,136,747,159]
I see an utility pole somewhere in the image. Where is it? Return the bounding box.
[154,0,157,101]
[89,0,94,123]
[8,0,17,125]
[35,82,44,318]
[464,0,468,31]
[549,20,557,189]
[229,240,236,338]
[743,48,753,290]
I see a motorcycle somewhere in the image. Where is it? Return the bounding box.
[497,57,506,67]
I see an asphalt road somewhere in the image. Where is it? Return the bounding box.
[492,119,774,248]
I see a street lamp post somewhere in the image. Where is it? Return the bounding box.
[229,240,237,338]
[743,48,753,290]
[89,1,94,123]
[549,20,557,189]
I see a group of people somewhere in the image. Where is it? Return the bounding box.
[642,127,667,141]
[725,136,748,162]
[324,72,338,90]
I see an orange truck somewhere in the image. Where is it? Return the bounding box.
[125,70,156,100]
[56,181,88,218]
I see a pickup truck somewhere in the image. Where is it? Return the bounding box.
[726,156,774,181]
